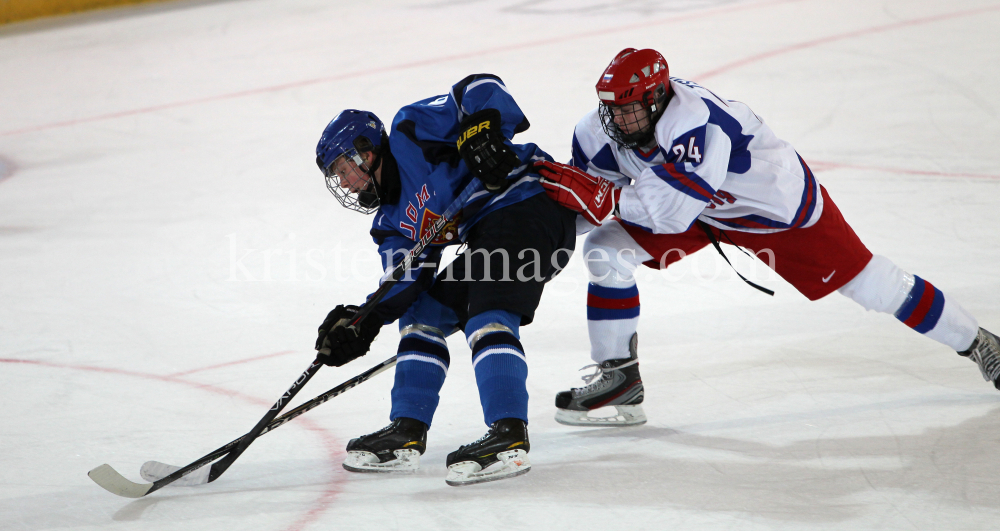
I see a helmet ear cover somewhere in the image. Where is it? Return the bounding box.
[644,83,668,112]
[352,135,374,155]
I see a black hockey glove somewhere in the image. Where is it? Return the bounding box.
[456,108,521,193]
[315,305,383,367]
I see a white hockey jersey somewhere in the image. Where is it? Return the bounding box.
[571,77,823,234]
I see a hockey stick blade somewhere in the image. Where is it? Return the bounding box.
[140,461,208,486]
[89,181,480,497]
[203,358,323,483]
[89,356,397,496]
[88,464,153,498]
[200,179,483,482]
[87,358,324,498]
[138,357,397,486]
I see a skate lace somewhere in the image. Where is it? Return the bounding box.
[970,332,1000,382]
[579,364,605,385]
[458,426,497,451]
[577,358,639,389]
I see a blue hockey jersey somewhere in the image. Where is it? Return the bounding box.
[368,74,553,322]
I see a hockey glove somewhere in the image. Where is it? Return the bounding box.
[315,305,383,367]
[534,160,621,226]
[456,108,521,193]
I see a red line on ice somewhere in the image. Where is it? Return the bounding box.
[693,4,1000,80]
[0,0,804,139]
[0,357,344,531]
[167,349,297,377]
[809,160,1000,181]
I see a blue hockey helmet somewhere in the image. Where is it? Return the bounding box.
[316,109,386,214]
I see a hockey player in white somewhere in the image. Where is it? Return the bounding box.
[534,48,1000,426]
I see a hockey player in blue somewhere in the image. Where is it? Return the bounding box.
[313,74,576,485]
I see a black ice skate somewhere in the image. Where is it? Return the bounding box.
[342,417,427,473]
[959,328,1000,390]
[555,332,646,427]
[445,418,530,486]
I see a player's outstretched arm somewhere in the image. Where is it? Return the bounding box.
[534,160,620,226]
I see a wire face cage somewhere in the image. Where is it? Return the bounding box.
[598,100,658,150]
[323,149,380,214]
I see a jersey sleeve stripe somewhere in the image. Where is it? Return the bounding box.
[790,155,819,228]
[652,163,716,201]
[703,156,820,231]
[571,133,590,169]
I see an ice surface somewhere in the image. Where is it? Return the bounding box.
[1,0,999,529]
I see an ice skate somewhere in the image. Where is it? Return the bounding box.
[959,328,1000,390]
[445,418,530,486]
[555,332,646,427]
[342,417,427,473]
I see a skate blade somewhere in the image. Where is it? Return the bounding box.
[139,461,210,486]
[445,449,530,486]
[554,404,647,427]
[342,449,420,473]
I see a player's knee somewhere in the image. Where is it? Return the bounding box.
[465,309,521,346]
[398,294,460,337]
[838,255,915,314]
[583,231,638,286]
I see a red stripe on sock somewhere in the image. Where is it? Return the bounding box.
[587,293,640,310]
[903,279,936,328]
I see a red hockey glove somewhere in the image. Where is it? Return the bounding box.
[534,161,620,226]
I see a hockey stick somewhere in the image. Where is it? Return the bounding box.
[88,178,483,498]
[139,355,399,485]
[338,176,484,331]
[195,177,482,482]
[88,356,397,497]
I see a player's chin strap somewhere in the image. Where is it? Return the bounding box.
[697,220,775,297]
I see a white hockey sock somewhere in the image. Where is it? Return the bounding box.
[588,281,640,363]
[838,255,978,351]
[583,222,652,363]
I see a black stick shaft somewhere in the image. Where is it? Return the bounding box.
[204,357,323,482]
[143,356,397,495]
[142,179,483,495]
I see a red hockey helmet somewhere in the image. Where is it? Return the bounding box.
[595,48,671,149]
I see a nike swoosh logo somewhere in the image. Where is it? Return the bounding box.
[822,271,836,283]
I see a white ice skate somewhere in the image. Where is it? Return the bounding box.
[555,333,647,427]
[342,448,421,473]
[445,449,531,486]
[445,418,531,486]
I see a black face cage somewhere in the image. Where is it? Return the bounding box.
[323,149,380,215]
[598,102,658,150]
[598,84,668,150]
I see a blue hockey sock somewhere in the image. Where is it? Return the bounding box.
[465,309,528,426]
[389,324,451,427]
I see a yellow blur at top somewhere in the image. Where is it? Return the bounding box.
[1,0,179,25]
